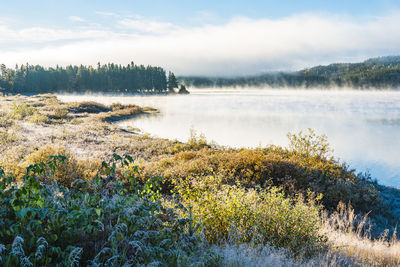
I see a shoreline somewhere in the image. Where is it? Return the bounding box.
[0,93,398,219]
[0,93,399,265]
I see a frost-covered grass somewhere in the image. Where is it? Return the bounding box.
[321,203,400,266]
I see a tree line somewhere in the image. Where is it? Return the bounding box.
[0,62,184,94]
[180,56,400,89]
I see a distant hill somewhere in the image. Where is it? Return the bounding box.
[180,56,400,89]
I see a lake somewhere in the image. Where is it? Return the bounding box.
[58,89,400,188]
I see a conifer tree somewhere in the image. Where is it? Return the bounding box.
[167,71,178,93]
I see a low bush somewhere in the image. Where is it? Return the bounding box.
[172,175,327,257]
[0,155,219,266]
[29,111,49,124]
[0,145,101,186]
[52,107,68,119]
[23,146,100,186]
[12,102,36,119]
[139,132,382,217]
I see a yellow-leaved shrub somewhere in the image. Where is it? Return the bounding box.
[173,175,326,256]
[24,145,101,186]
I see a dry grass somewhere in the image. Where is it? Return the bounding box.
[97,105,158,122]
[1,145,101,186]
[322,203,400,266]
[0,94,165,186]
[52,107,68,119]
[29,111,49,124]
[215,243,358,267]
[66,101,111,113]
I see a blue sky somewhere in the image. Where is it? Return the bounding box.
[1,0,400,75]
[3,0,400,25]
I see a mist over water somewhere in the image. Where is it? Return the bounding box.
[58,89,400,188]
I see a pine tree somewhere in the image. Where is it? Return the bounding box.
[167,71,178,93]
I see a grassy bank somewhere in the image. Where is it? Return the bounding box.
[0,94,399,266]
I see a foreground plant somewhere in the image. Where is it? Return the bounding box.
[172,175,327,258]
[0,155,218,266]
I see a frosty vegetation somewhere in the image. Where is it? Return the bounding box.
[0,94,399,266]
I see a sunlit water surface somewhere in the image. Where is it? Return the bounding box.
[58,89,400,188]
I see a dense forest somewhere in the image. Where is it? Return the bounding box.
[0,62,182,94]
[180,56,400,89]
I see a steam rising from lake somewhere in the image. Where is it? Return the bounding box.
[58,89,400,187]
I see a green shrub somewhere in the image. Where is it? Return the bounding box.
[0,155,219,266]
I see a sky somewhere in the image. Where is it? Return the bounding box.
[1,0,400,76]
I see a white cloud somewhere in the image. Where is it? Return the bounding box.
[95,11,118,17]
[68,16,86,22]
[118,18,182,34]
[0,26,123,43]
[1,12,400,75]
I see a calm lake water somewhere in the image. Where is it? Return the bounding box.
[58,89,400,188]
